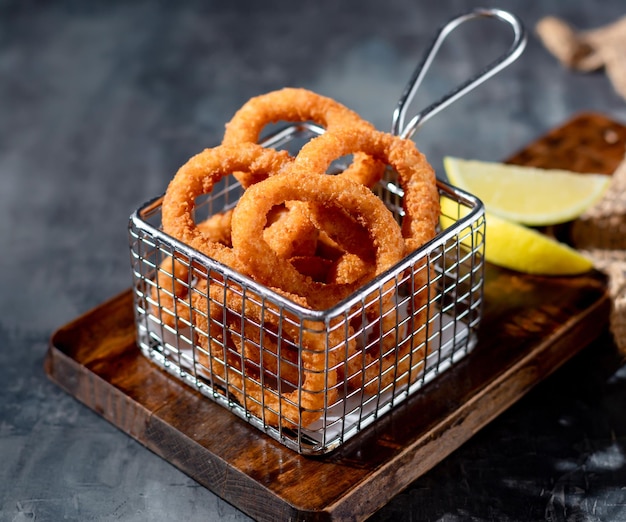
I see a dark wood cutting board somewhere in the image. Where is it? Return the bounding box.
[45,112,623,521]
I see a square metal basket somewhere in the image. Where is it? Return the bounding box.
[128,124,486,455]
[127,8,524,455]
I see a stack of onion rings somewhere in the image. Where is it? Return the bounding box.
[152,87,440,427]
[222,87,385,188]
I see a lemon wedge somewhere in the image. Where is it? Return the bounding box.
[440,196,594,275]
[443,157,611,226]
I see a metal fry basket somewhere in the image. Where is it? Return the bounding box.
[127,8,526,455]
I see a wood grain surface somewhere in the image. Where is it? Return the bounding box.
[45,113,621,521]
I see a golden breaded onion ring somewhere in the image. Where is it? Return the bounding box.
[294,127,440,252]
[230,171,406,310]
[222,87,385,188]
[160,143,292,269]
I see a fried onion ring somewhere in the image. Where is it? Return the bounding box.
[293,127,440,252]
[222,87,385,188]
[161,143,292,270]
[230,171,406,310]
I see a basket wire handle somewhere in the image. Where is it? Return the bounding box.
[391,7,527,140]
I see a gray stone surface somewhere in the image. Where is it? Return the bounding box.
[2,0,626,520]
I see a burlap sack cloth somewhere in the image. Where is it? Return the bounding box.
[536,15,626,354]
[573,158,626,354]
[536,15,626,100]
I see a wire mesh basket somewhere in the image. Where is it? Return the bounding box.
[127,8,525,455]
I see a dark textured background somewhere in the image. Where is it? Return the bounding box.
[2,1,626,520]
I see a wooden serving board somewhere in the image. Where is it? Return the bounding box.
[46,113,622,521]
